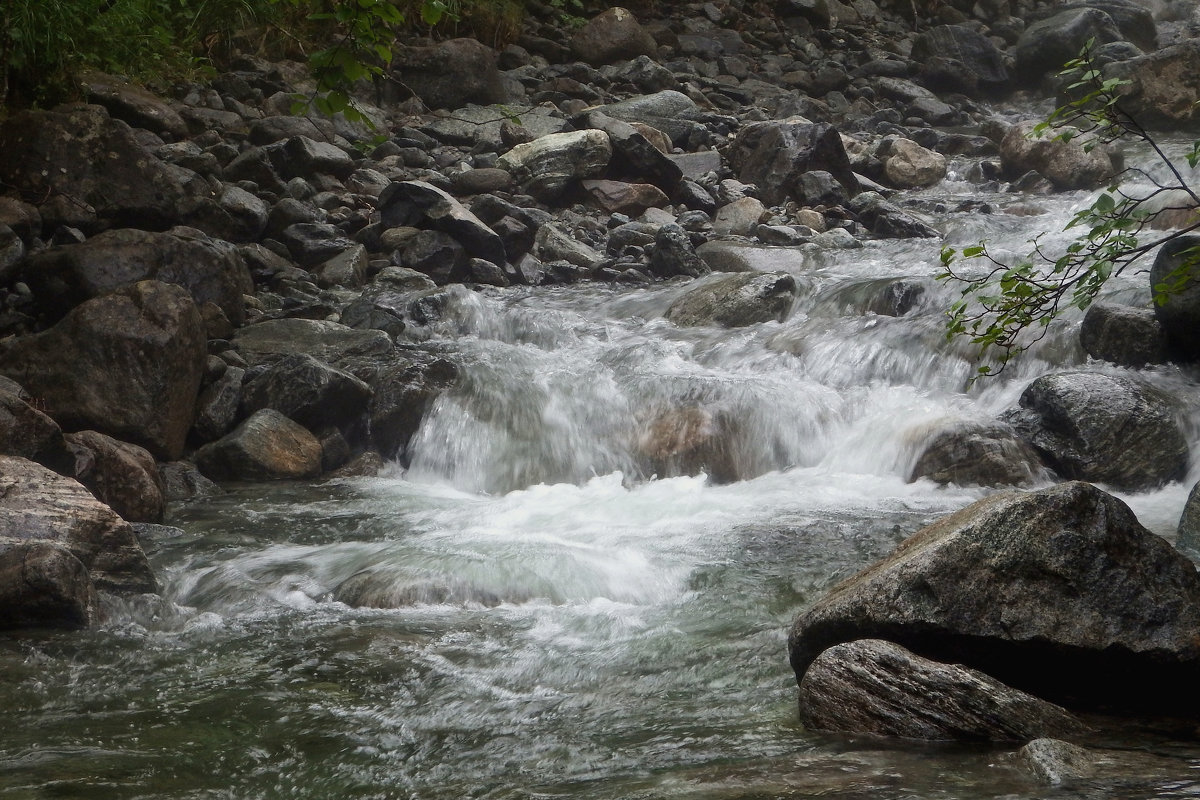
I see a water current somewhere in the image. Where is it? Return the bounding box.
[4,146,1200,799]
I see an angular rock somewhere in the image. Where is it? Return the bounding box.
[732,121,859,206]
[1177,480,1200,556]
[0,281,206,461]
[232,318,392,367]
[582,180,668,216]
[1149,234,1200,356]
[533,225,605,271]
[1014,738,1097,786]
[79,71,189,138]
[712,197,767,237]
[63,431,165,524]
[667,272,798,328]
[1005,371,1187,490]
[370,356,460,461]
[1000,121,1115,191]
[799,639,1087,741]
[0,455,155,594]
[498,130,612,203]
[1106,40,1200,130]
[908,420,1042,487]
[401,230,470,284]
[241,353,372,433]
[0,540,97,630]
[158,461,221,503]
[1079,301,1169,367]
[1063,0,1157,51]
[1015,8,1123,83]
[193,365,245,443]
[600,91,710,148]
[879,138,947,189]
[848,192,939,239]
[378,180,505,265]
[789,481,1200,713]
[274,135,355,179]
[648,223,710,279]
[19,227,252,327]
[390,38,508,110]
[195,409,322,481]
[314,243,368,289]
[0,384,72,472]
[571,7,658,65]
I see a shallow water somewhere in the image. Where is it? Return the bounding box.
[4,154,1200,799]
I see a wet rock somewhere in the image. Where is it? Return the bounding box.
[732,121,858,207]
[0,383,72,472]
[600,91,710,148]
[19,227,253,327]
[79,71,189,138]
[571,7,659,65]
[648,223,710,279]
[314,243,368,289]
[389,38,509,110]
[193,365,245,443]
[0,281,206,461]
[1063,0,1157,52]
[63,431,165,524]
[910,25,1010,98]
[908,420,1042,487]
[577,111,684,192]
[1105,40,1200,130]
[848,193,939,239]
[1149,234,1200,356]
[1015,8,1123,83]
[195,408,322,481]
[634,406,743,484]
[788,481,1200,713]
[1000,121,1116,191]
[1013,738,1096,785]
[533,225,605,271]
[1005,371,1187,490]
[866,279,926,316]
[0,455,155,594]
[799,639,1087,741]
[232,318,392,367]
[379,180,506,266]
[666,272,798,328]
[712,197,767,237]
[274,135,355,179]
[369,355,460,461]
[400,230,470,285]
[1079,301,1169,367]
[158,461,221,502]
[280,222,357,268]
[878,138,946,189]
[498,130,612,203]
[582,180,669,216]
[241,353,372,434]
[200,184,270,243]
[0,540,97,630]
[0,104,204,232]
[327,450,386,479]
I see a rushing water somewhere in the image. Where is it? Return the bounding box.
[5,154,1200,799]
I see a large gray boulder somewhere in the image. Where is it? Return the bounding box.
[600,91,710,148]
[1004,371,1187,490]
[241,353,372,434]
[0,455,155,595]
[194,409,322,481]
[19,227,252,327]
[1106,40,1200,130]
[908,420,1042,487]
[1079,301,1170,367]
[0,281,206,461]
[731,121,858,206]
[64,431,165,524]
[665,272,798,328]
[789,481,1200,713]
[1149,234,1200,356]
[1000,121,1116,191]
[78,71,189,138]
[910,24,1011,98]
[1015,8,1123,83]
[0,382,72,472]
[0,540,97,630]
[799,639,1087,740]
[570,6,658,65]
[498,130,613,204]
[369,355,460,462]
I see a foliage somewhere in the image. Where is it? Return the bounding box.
[938,42,1200,376]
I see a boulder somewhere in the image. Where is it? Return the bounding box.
[1176,479,1200,556]
[533,225,605,271]
[334,567,505,608]
[582,180,669,216]
[63,431,165,524]
[193,365,245,443]
[907,420,1041,487]
[0,455,155,594]
[1079,301,1169,367]
[0,383,72,472]
[378,180,506,266]
[0,281,206,461]
[241,353,372,434]
[0,104,204,232]
[1149,234,1200,355]
[789,481,1200,713]
[19,227,252,327]
[732,121,859,207]
[194,409,322,481]
[498,130,613,203]
[1004,371,1187,490]
[1061,0,1157,52]
[1106,40,1200,129]
[910,25,1011,97]
[78,71,188,138]
[848,192,940,239]
[370,356,460,461]
[401,230,470,284]
[571,7,658,65]
[158,461,220,503]
[665,272,798,328]
[232,318,392,367]
[389,38,508,110]
[1013,738,1097,786]
[712,198,767,237]
[799,639,1087,741]
[314,243,368,289]
[273,135,355,179]
[648,223,710,279]
[1015,8,1123,83]
[1000,121,1116,191]
[573,111,683,192]
[600,91,710,148]
[634,406,745,483]
[0,540,97,630]
[879,138,947,189]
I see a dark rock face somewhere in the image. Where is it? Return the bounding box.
[240,353,372,434]
[390,38,508,110]
[79,71,189,138]
[799,639,1087,741]
[910,25,1010,98]
[1015,8,1123,83]
[1079,301,1170,367]
[0,281,206,461]
[732,121,858,206]
[232,319,392,367]
[0,540,97,630]
[665,271,798,328]
[648,223,710,279]
[20,227,252,327]
[1149,234,1200,356]
[370,356,460,461]
[1176,480,1200,556]
[1005,372,1187,490]
[575,110,683,192]
[379,180,506,266]
[908,420,1041,487]
[0,384,72,473]
[848,192,939,239]
[194,408,322,481]
[0,455,156,594]
[64,431,166,524]
[1063,0,1156,52]
[788,482,1200,713]
[0,104,203,232]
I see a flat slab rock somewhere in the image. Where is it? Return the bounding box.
[799,639,1087,741]
[789,481,1200,714]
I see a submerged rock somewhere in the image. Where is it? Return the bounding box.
[789,481,1200,714]
[665,271,798,328]
[907,420,1041,487]
[799,639,1086,741]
